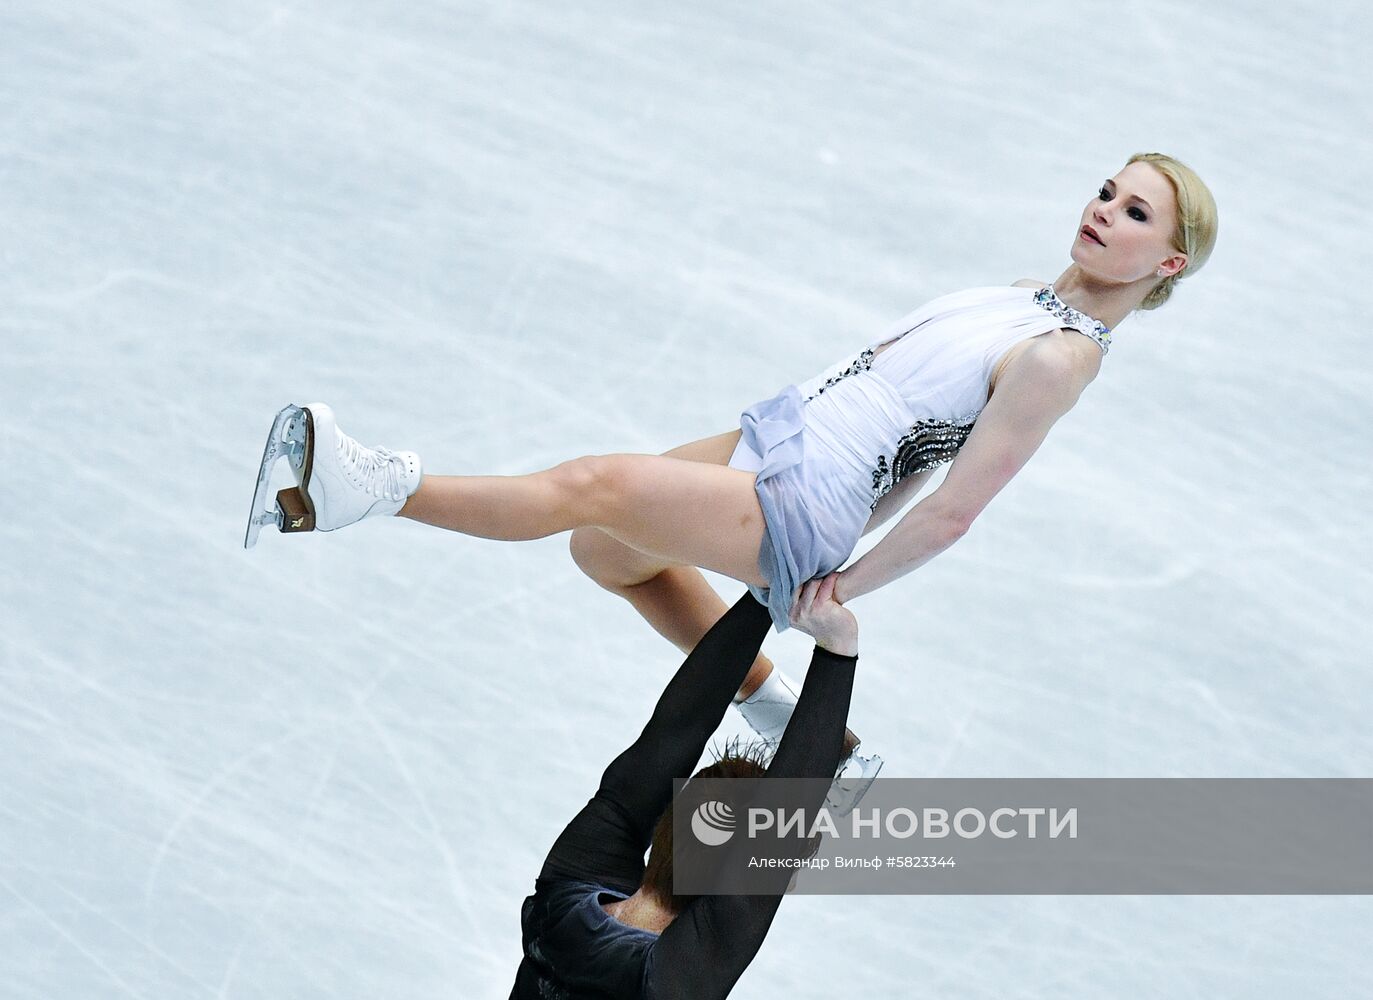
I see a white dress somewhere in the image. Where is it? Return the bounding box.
[729,284,1112,629]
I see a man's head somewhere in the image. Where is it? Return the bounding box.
[640,740,771,913]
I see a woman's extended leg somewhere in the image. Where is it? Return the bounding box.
[398,452,769,588]
[289,406,868,761]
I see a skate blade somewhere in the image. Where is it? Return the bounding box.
[825,753,884,817]
[243,404,315,548]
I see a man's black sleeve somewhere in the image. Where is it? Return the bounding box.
[644,644,857,999]
[537,593,773,889]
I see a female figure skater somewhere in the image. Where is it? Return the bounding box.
[511,578,859,999]
[246,152,1217,745]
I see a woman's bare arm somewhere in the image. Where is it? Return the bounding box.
[834,337,1097,604]
[861,468,933,537]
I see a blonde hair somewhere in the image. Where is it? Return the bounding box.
[1127,152,1219,310]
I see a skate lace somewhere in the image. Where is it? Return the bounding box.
[338,433,407,500]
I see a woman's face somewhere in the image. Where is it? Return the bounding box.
[1072,161,1187,284]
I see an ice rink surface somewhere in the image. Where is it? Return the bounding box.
[3,1,1371,996]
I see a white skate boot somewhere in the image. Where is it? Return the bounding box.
[736,669,883,817]
[244,402,422,547]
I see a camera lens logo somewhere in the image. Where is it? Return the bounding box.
[691,800,737,846]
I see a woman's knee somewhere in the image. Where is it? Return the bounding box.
[569,526,665,588]
[568,525,628,579]
[548,454,636,525]
[568,526,604,574]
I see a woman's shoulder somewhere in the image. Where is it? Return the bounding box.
[991,328,1102,400]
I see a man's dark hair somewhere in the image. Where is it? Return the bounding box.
[640,738,770,911]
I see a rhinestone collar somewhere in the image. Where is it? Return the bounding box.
[1033,286,1112,354]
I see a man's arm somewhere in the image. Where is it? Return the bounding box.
[836,337,1095,604]
[597,592,773,824]
[537,593,772,886]
[646,579,858,999]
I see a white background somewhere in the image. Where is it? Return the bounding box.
[3,1,1370,996]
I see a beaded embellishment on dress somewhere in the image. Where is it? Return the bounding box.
[1033,287,1112,353]
[804,348,875,401]
[870,416,977,508]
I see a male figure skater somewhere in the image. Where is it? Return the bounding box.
[511,576,858,999]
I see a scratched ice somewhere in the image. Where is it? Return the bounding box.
[2,2,1370,997]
